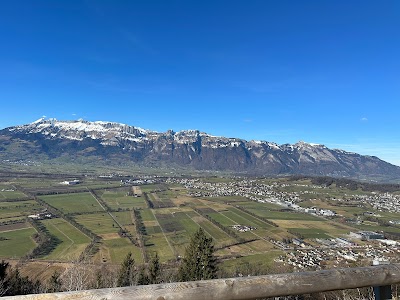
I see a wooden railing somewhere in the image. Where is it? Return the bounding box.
[4,264,400,300]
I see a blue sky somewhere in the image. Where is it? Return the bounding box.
[0,1,399,166]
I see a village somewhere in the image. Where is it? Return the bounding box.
[277,239,400,271]
[167,177,400,217]
[166,177,400,269]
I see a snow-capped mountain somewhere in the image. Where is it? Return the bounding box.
[14,117,152,144]
[1,118,400,179]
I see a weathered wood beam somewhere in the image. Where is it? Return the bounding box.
[5,264,400,300]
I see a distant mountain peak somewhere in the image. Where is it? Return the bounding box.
[31,117,47,124]
[10,118,153,143]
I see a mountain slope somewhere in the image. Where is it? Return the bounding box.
[1,118,399,179]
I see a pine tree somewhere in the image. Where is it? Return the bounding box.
[117,252,135,287]
[0,260,8,280]
[137,266,149,285]
[178,227,217,281]
[47,271,62,293]
[6,268,40,296]
[148,253,160,284]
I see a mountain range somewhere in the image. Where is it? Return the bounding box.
[1,118,399,180]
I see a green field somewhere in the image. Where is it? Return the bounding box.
[74,213,119,235]
[112,211,137,238]
[112,211,133,226]
[39,192,104,214]
[0,200,43,220]
[140,184,167,193]
[0,187,27,200]
[202,196,249,203]
[146,225,162,235]
[208,212,237,226]
[167,231,190,254]
[0,227,37,258]
[245,207,322,221]
[288,228,332,239]
[144,211,184,259]
[8,179,61,189]
[144,233,175,262]
[40,218,91,261]
[354,223,400,234]
[103,238,143,264]
[189,212,235,246]
[163,211,237,256]
[235,201,283,210]
[82,183,122,189]
[226,207,274,229]
[1,174,400,278]
[155,212,186,233]
[100,189,147,210]
[220,251,283,273]
[140,209,156,221]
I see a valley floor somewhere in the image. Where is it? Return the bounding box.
[1,173,399,284]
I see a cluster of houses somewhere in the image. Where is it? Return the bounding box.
[231,224,256,232]
[167,178,400,224]
[167,178,305,203]
[272,230,400,271]
[167,178,338,218]
[28,211,54,220]
[2,159,40,166]
[120,178,157,185]
[330,192,400,213]
[277,238,400,271]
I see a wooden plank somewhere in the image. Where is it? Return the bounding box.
[5,264,400,300]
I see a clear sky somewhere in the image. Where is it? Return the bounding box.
[0,1,399,166]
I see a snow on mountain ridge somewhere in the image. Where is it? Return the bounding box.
[3,118,400,178]
[25,118,151,134]
[11,118,153,142]
[10,118,340,154]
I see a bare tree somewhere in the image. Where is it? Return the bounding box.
[61,261,93,291]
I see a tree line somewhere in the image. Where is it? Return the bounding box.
[26,218,61,259]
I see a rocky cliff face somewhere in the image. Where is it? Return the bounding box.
[1,118,399,178]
